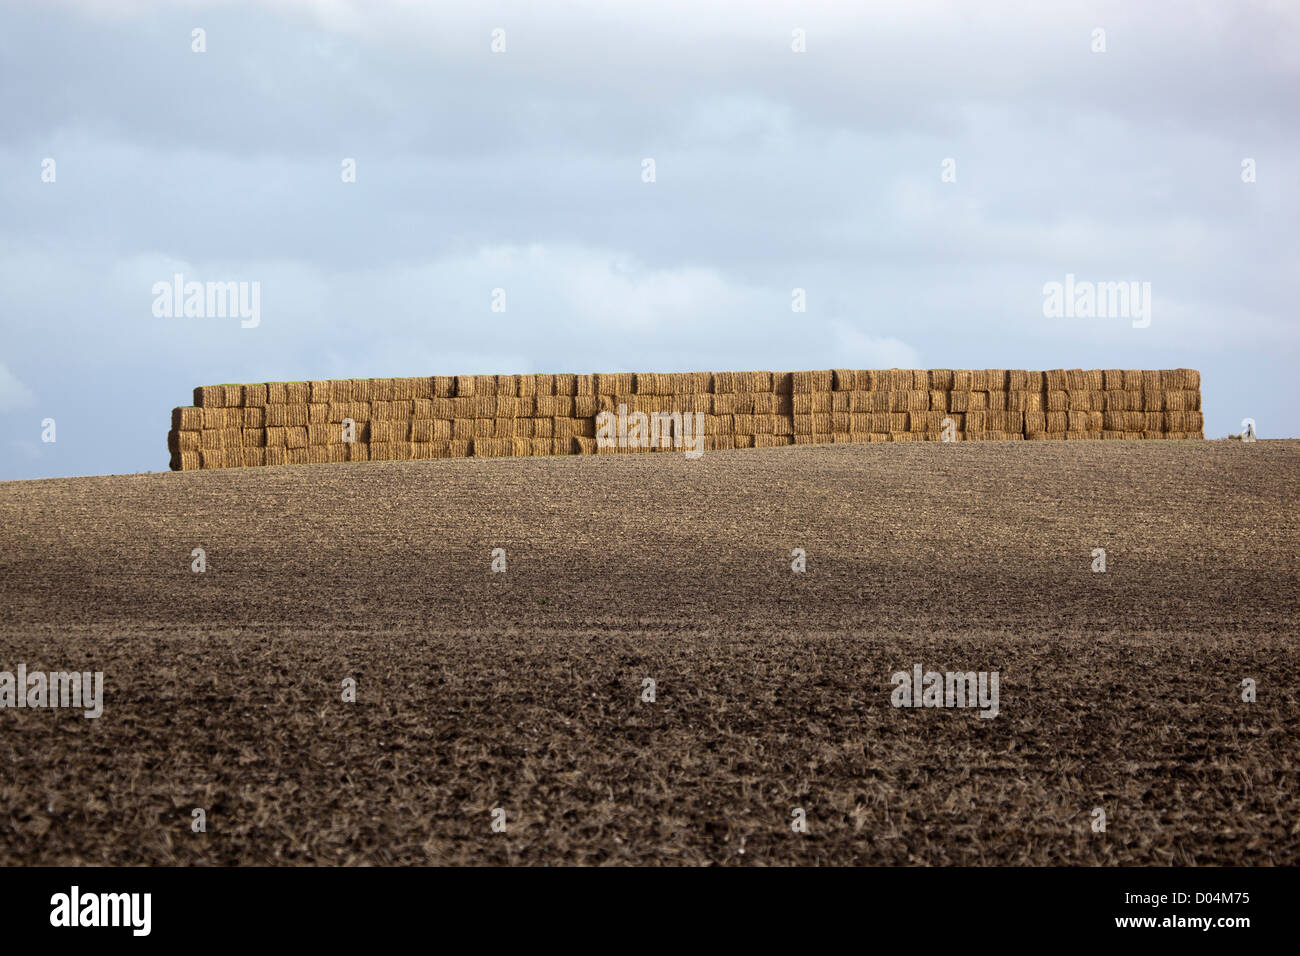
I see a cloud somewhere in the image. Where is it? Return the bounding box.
[829,322,921,370]
[0,362,36,413]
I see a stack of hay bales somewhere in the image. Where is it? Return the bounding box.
[168,368,1203,469]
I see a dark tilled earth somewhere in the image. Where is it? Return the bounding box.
[0,440,1297,865]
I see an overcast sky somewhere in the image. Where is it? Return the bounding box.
[1,0,1296,479]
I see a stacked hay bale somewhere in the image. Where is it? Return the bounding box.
[168,368,1203,469]
[591,371,716,454]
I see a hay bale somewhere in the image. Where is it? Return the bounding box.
[1104,390,1142,411]
[241,384,267,407]
[831,369,856,390]
[929,369,954,390]
[1046,390,1069,412]
[574,374,595,396]
[284,382,310,404]
[791,370,830,392]
[1008,391,1042,412]
[241,428,267,448]
[772,371,793,394]
[265,383,288,404]
[1142,391,1165,411]
[1103,411,1145,431]
[328,401,370,423]
[595,372,635,394]
[1046,412,1068,432]
[1164,389,1200,411]
[1066,410,1103,431]
[241,407,265,428]
[171,407,201,430]
[1023,410,1046,432]
[265,404,306,427]
[1161,369,1200,390]
[1164,411,1203,432]
[574,436,597,454]
[471,395,497,418]
[793,392,832,414]
[1066,369,1103,390]
[202,407,239,429]
[986,390,1008,411]
[553,373,578,395]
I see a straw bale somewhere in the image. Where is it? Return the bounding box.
[1044,370,1068,390]
[595,372,635,394]
[987,390,1008,410]
[1163,389,1200,411]
[574,436,597,454]
[1142,391,1165,411]
[1164,411,1203,432]
[928,369,954,390]
[1023,410,1046,432]
[1104,390,1142,411]
[1103,411,1145,431]
[1046,390,1068,412]
[327,401,369,423]
[1045,412,1068,432]
[773,372,793,394]
[832,369,856,391]
[792,370,833,392]
[1007,390,1042,412]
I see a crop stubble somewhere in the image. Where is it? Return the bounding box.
[0,441,1296,864]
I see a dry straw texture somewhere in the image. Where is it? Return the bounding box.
[173,369,1201,468]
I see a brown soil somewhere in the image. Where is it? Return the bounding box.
[1,440,1296,865]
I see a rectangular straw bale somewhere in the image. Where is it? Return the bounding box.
[1065,411,1101,431]
[1044,370,1068,390]
[551,373,576,395]
[595,372,635,394]
[986,390,1008,410]
[328,401,370,423]
[910,411,948,432]
[832,369,856,391]
[1023,410,1046,432]
[284,382,310,405]
[240,384,267,407]
[571,374,593,396]
[755,434,794,448]
[1164,389,1200,411]
[1105,390,1142,411]
[929,369,954,390]
[240,407,264,428]
[791,370,832,392]
[264,404,306,427]
[986,411,1024,432]
[1141,370,1162,392]
[848,391,886,412]
[772,372,793,394]
[265,383,289,404]
[1164,411,1203,432]
[1142,391,1165,411]
[308,380,333,403]
[1008,391,1042,412]
[1066,390,1096,411]
[1102,370,1125,390]
[1046,412,1068,432]
[240,428,267,448]
[1103,411,1145,431]
[1046,390,1069,412]
[831,392,851,413]
[793,392,832,414]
